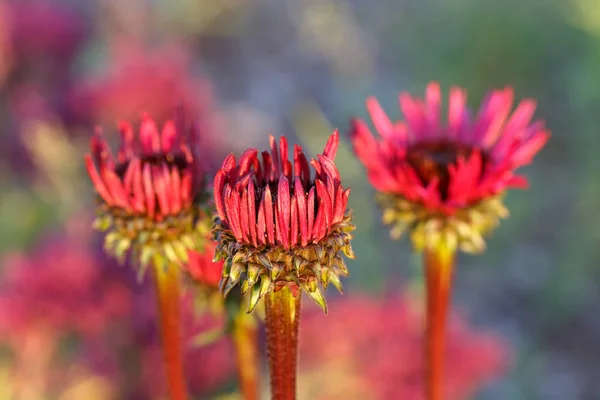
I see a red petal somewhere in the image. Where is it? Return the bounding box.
[248,180,258,247]
[399,93,425,137]
[221,153,237,174]
[425,81,441,138]
[153,165,170,216]
[479,88,514,147]
[307,186,315,242]
[269,135,280,177]
[510,131,550,167]
[84,155,114,205]
[142,163,156,218]
[240,189,250,243]
[180,170,192,208]
[349,119,380,169]
[257,200,266,246]
[323,129,340,160]
[140,115,160,155]
[130,159,145,212]
[448,86,467,138]
[342,188,351,210]
[332,185,344,225]
[279,136,289,170]
[312,199,326,242]
[261,151,272,183]
[161,120,177,153]
[318,155,340,184]
[290,196,299,247]
[264,185,275,245]
[118,121,135,163]
[294,177,309,246]
[277,175,291,248]
[123,161,136,196]
[103,169,129,210]
[367,98,393,139]
[294,144,311,182]
[225,186,243,240]
[213,170,227,220]
[91,130,115,170]
[239,149,258,177]
[506,174,529,189]
[170,167,182,214]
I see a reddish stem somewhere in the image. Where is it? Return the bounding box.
[424,245,456,400]
[154,262,188,400]
[233,312,260,400]
[265,287,301,400]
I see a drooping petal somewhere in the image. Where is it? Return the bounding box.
[84,155,114,205]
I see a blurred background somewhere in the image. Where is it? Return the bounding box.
[0,0,598,399]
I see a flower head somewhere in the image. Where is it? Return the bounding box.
[85,114,212,275]
[351,82,550,253]
[213,131,354,313]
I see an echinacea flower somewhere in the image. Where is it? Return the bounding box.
[351,82,550,253]
[351,82,548,400]
[85,113,212,400]
[213,131,354,313]
[213,131,354,399]
[85,114,211,273]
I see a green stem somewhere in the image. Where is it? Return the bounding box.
[265,287,301,400]
[154,262,188,400]
[424,244,456,400]
[232,311,260,400]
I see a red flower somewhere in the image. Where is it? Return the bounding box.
[84,114,212,271]
[351,82,550,252]
[213,131,354,313]
[299,293,511,400]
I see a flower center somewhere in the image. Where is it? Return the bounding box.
[406,140,485,199]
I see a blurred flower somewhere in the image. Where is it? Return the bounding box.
[186,243,224,288]
[351,82,550,253]
[71,43,218,131]
[0,236,131,341]
[0,232,132,399]
[213,131,355,313]
[298,293,511,400]
[85,114,212,275]
[0,227,234,399]
[5,0,87,66]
